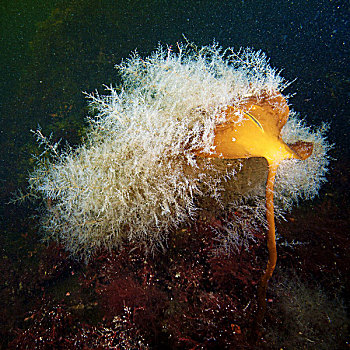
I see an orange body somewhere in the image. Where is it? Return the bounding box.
[196,92,313,327]
[197,93,312,166]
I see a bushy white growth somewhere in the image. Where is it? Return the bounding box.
[29,42,329,260]
[276,114,330,208]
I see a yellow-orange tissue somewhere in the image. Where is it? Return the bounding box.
[197,92,313,326]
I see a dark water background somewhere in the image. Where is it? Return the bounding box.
[1,0,349,197]
[0,0,349,348]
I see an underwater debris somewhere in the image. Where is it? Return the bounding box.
[28,42,330,261]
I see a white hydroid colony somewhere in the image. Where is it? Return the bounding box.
[29,43,330,260]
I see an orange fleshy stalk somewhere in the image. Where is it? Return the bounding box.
[197,92,313,326]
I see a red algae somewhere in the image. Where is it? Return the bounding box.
[4,160,349,349]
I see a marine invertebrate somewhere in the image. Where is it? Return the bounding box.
[28,42,329,266]
[196,92,314,325]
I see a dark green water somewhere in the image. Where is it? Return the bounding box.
[0,0,349,348]
[1,0,349,196]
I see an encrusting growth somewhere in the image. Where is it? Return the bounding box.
[28,42,329,272]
